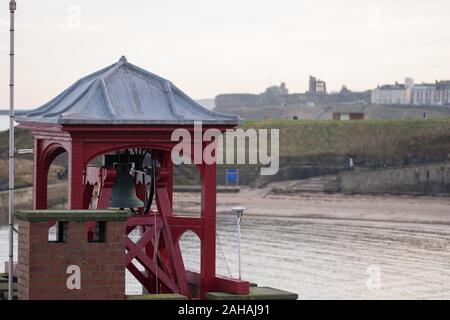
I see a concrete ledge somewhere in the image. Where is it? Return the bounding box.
[15,210,130,222]
[126,294,188,300]
[206,287,298,300]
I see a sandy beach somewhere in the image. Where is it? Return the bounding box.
[173,189,450,224]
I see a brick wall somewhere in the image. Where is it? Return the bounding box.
[18,217,126,300]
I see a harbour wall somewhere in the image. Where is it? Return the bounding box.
[340,162,450,195]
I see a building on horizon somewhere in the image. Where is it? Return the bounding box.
[371,78,450,106]
[308,76,327,94]
[264,82,289,96]
[412,81,450,106]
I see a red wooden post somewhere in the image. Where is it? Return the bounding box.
[200,162,217,296]
[68,140,85,209]
[33,138,48,210]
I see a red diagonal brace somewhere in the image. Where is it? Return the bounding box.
[126,238,178,293]
[127,263,154,292]
[125,221,162,266]
[156,185,190,296]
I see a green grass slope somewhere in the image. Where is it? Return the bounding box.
[243,118,450,160]
[2,118,450,187]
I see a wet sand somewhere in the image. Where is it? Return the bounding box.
[174,189,450,224]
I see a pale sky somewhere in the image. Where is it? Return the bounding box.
[0,0,450,109]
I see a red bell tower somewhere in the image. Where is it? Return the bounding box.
[16,57,249,299]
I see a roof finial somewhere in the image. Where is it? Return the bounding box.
[119,55,127,63]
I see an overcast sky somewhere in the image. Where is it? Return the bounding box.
[0,0,449,109]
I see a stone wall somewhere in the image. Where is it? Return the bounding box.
[340,162,450,195]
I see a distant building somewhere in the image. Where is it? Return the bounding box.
[308,76,326,94]
[332,112,364,120]
[371,78,450,106]
[339,85,352,95]
[264,82,288,96]
[412,81,450,106]
[371,78,413,105]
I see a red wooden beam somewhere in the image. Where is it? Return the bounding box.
[125,222,162,266]
[213,276,250,295]
[126,238,178,293]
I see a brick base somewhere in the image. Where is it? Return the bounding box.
[17,211,127,300]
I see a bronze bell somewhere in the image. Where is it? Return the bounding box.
[109,163,144,209]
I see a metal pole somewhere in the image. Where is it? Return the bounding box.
[232,207,245,280]
[151,155,159,294]
[8,0,17,301]
[237,217,241,280]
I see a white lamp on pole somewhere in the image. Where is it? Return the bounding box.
[232,206,245,280]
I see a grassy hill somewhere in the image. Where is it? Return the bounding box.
[2,118,450,187]
[243,118,450,160]
[0,128,33,156]
[2,119,450,161]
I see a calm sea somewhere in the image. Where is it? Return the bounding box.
[0,117,10,131]
[1,215,450,299]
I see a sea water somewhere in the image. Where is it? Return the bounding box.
[0,116,13,132]
[1,215,450,299]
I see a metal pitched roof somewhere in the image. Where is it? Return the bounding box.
[16,56,240,125]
